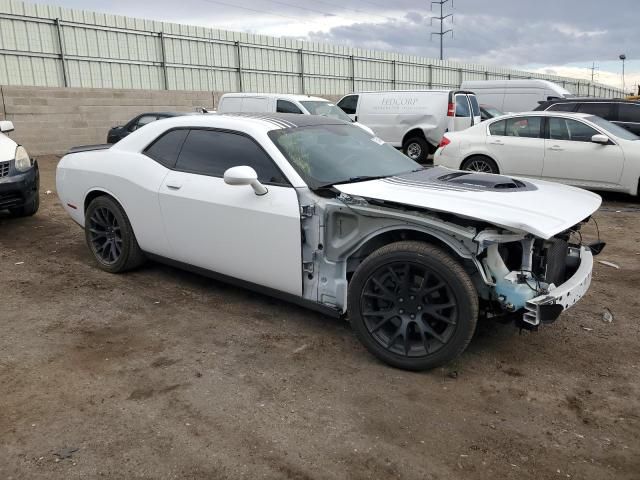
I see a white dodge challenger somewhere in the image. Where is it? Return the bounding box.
[57,113,602,371]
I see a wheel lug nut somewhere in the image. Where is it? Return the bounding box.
[417,306,422,311]
[399,298,404,303]
[410,295,415,300]
[410,314,415,319]
[399,309,404,314]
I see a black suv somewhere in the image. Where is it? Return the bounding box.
[0,122,39,217]
[535,98,640,135]
[107,112,188,144]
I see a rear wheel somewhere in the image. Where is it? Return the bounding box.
[461,155,499,174]
[85,196,145,273]
[403,136,430,163]
[348,241,478,371]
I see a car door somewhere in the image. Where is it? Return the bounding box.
[615,103,640,135]
[453,94,473,132]
[542,116,624,187]
[337,95,359,121]
[158,128,303,296]
[485,116,545,176]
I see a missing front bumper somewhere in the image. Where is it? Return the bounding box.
[523,246,593,327]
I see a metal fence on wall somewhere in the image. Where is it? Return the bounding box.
[0,0,624,98]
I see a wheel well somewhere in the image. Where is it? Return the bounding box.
[402,129,436,153]
[84,189,115,213]
[460,154,499,172]
[345,229,470,278]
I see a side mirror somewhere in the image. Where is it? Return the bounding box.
[223,166,268,196]
[0,120,15,133]
[591,134,609,145]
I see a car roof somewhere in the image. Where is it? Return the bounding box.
[214,112,347,128]
[492,111,594,119]
[220,93,330,102]
[543,98,640,104]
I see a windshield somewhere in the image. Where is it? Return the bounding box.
[587,115,639,141]
[269,124,421,189]
[300,101,353,122]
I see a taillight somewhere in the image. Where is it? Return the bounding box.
[447,102,455,116]
[439,136,451,148]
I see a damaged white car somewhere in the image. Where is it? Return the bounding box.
[56,114,602,371]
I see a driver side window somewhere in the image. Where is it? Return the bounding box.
[549,118,599,142]
[276,100,303,114]
[174,129,289,185]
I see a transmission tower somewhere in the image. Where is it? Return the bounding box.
[431,0,453,61]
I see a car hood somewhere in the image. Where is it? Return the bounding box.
[333,167,601,239]
[0,133,17,162]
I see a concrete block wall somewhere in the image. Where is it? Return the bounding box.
[0,86,216,155]
[0,86,343,155]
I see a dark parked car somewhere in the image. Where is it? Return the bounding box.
[535,98,640,135]
[480,104,504,121]
[0,121,39,217]
[107,112,189,143]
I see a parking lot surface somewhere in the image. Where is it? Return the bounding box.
[1,156,639,479]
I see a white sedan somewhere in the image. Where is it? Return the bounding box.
[434,111,640,195]
[57,113,601,371]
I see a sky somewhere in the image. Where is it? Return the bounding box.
[33,0,639,93]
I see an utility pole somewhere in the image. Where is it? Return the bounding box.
[619,54,626,94]
[430,0,453,61]
[590,62,599,97]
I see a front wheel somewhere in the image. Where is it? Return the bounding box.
[348,241,478,371]
[403,137,430,163]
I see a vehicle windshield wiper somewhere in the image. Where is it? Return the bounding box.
[332,175,391,186]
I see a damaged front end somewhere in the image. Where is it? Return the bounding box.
[475,226,599,328]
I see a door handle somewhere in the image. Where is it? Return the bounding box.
[549,145,563,151]
[166,183,182,190]
[489,140,504,145]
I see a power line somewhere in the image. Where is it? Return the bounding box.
[261,0,339,17]
[311,0,400,22]
[197,0,303,22]
[430,0,453,61]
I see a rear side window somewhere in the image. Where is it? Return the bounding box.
[618,103,640,123]
[175,129,288,185]
[547,103,576,112]
[577,103,613,119]
[337,95,358,115]
[277,100,303,114]
[129,114,157,132]
[144,129,189,168]
[505,117,542,138]
[469,96,481,117]
[489,119,506,136]
[549,118,598,142]
[455,96,470,117]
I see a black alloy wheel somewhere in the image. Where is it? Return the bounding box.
[84,195,145,273]
[348,241,478,371]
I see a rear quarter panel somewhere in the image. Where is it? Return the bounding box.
[56,149,173,257]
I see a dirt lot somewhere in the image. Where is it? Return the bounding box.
[1,156,639,480]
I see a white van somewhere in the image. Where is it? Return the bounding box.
[461,80,574,113]
[217,93,374,135]
[336,90,481,163]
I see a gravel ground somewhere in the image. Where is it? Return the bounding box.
[1,156,639,479]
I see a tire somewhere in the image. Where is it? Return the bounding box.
[10,170,40,217]
[403,136,430,163]
[348,241,478,371]
[461,155,499,174]
[84,195,145,273]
